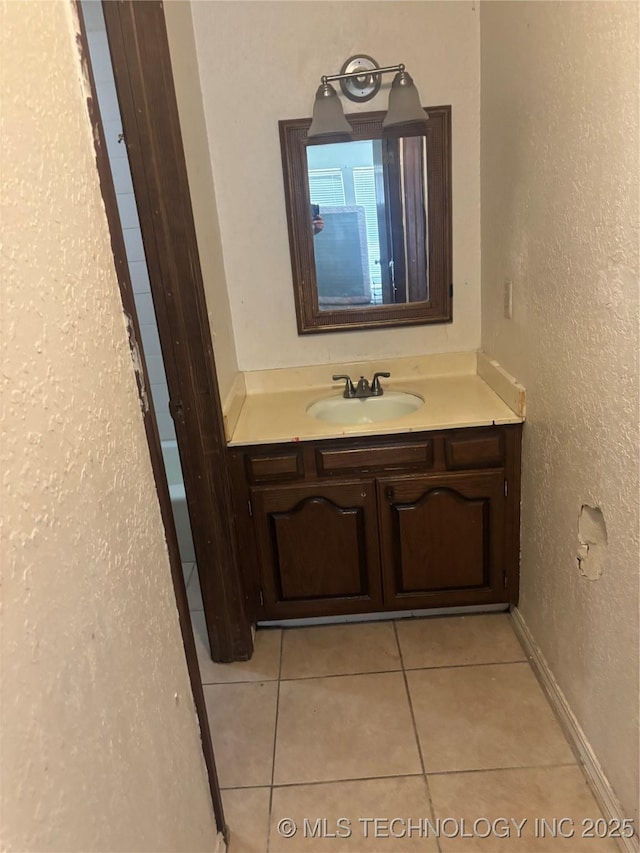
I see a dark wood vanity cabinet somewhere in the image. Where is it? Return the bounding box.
[228,424,522,622]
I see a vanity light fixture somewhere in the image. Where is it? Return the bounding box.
[308,54,428,141]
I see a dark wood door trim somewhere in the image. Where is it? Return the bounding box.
[75,2,229,837]
[101,1,252,663]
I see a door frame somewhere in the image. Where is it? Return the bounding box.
[100,0,252,664]
[76,0,255,839]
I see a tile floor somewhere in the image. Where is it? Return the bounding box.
[184,565,620,852]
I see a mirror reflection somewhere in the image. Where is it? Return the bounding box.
[307,137,428,310]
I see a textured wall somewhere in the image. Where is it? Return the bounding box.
[0,2,220,850]
[164,0,240,403]
[481,1,639,823]
[189,1,481,371]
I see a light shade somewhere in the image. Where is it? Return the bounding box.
[308,83,353,141]
[382,71,428,130]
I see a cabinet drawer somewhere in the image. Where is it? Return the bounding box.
[445,430,504,470]
[245,450,304,482]
[316,441,433,476]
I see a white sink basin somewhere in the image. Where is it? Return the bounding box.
[307,391,424,425]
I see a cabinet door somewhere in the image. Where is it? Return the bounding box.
[251,481,382,619]
[378,471,505,610]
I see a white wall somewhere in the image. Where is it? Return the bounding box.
[481,0,639,824]
[189,0,481,371]
[0,2,220,850]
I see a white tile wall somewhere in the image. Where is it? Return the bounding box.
[110,157,134,196]
[134,292,156,327]
[86,35,113,85]
[128,261,150,295]
[81,0,105,33]
[145,354,168,386]
[117,193,139,229]
[150,382,170,417]
[103,119,127,163]
[139,323,162,357]
[94,78,121,123]
[156,410,177,444]
[122,228,145,264]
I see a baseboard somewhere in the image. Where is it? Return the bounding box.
[259,603,509,629]
[510,607,638,853]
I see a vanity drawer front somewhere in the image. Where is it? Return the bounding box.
[445,430,504,470]
[316,441,434,476]
[245,450,304,483]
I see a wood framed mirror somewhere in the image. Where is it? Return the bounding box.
[279,106,452,334]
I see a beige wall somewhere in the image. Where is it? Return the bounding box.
[0,2,220,850]
[164,0,240,404]
[481,0,639,823]
[188,1,481,371]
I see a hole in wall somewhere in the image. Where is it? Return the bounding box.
[576,505,608,581]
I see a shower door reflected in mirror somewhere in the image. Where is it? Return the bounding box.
[279,107,451,334]
[307,136,428,310]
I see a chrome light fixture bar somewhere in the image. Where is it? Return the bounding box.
[308,55,428,141]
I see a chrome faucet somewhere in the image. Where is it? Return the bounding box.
[333,371,391,399]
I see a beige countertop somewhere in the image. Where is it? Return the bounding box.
[227,352,525,447]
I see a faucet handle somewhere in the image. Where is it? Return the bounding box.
[371,371,391,395]
[332,374,356,398]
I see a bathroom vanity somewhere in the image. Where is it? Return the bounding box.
[226,354,525,623]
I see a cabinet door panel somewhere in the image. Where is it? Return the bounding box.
[252,481,381,619]
[396,488,488,591]
[274,498,365,600]
[378,471,505,609]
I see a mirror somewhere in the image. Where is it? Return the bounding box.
[279,107,451,334]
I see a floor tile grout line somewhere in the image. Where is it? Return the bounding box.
[200,667,402,686]
[391,618,403,663]
[197,657,530,686]
[280,666,403,682]
[425,762,580,777]
[200,676,280,686]
[403,658,529,673]
[199,667,402,686]
[217,761,582,793]
[200,679,274,687]
[265,629,284,852]
[393,621,443,853]
[221,784,275,792]
[271,772,425,790]
[282,658,529,683]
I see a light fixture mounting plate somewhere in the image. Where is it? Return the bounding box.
[339,55,381,102]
